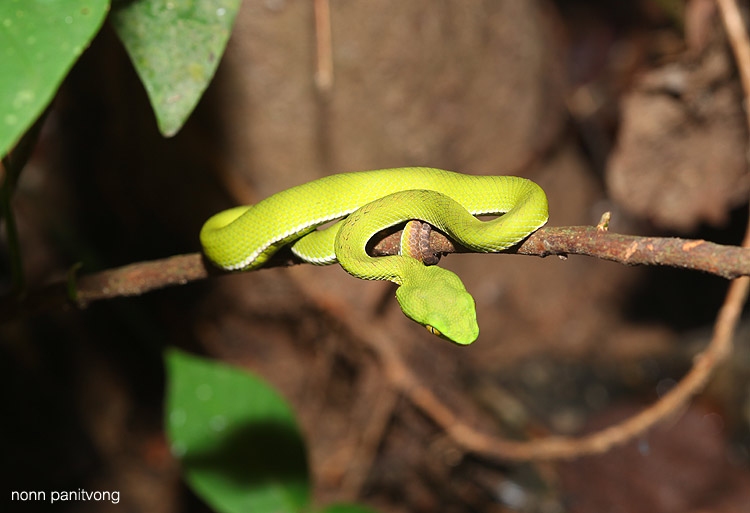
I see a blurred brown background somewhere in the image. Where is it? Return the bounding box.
[3,0,750,512]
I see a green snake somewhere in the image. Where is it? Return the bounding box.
[200,167,548,345]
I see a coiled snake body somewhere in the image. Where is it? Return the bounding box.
[200,167,548,344]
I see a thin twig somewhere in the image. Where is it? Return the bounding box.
[313,0,333,92]
[717,0,750,135]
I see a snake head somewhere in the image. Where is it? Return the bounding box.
[395,266,479,345]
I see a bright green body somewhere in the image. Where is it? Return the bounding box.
[200,167,549,344]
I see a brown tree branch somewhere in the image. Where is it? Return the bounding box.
[374,223,750,279]
[2,224,750,322]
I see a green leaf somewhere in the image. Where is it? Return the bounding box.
[111,0,240,137]
[165,349,310,513]
[0,0,109,158]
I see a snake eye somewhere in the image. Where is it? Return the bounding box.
[426,325,442,337]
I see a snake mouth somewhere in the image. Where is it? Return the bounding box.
[426,323,478,346]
